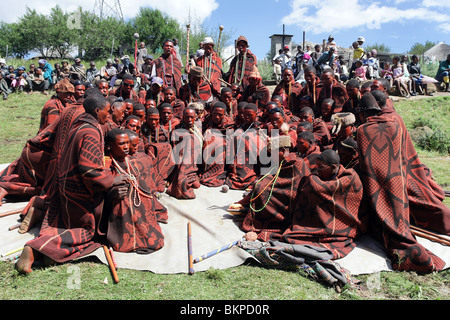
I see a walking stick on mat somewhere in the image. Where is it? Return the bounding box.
[187,222,194,274]
[194,238,243,263]
[410,225,450,247]
[103,245,119,283]
[0,207,25,218]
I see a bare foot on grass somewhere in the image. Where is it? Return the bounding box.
[15,246,37,274]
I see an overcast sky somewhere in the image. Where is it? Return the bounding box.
[1,0,449,60]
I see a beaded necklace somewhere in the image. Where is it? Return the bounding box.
[249,160,285,212]
[111,157,153,207]
[234,52,247,85]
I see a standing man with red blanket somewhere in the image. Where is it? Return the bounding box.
[196,37,223,97]
[16,94,129,274]
[225,36,257,90]
[152,39,183,96]
[356,92,445,273]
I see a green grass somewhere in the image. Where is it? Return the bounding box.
[0,90,449,301]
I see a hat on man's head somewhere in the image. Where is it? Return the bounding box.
[188,102,204,112]
[236,35,249,47]
[357,36,365,43]
[248,66,261,80]
[340,137,358,151]
[331,112,356,135]
[151,77,164,87]
[144,54,153,60]
[54,78,75,93]
[268,135,292,150]
[359,92,381,113]
[121,55,130,61]
[317,149,340,165]
[74,57,81,62]
[189,66,204,78]
[202,37,215,46]
[0,59,5,64]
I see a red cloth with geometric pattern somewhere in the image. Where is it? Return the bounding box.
[274,165,366,260]
[200,122,233,187]
[153,54,183,95]
[104,155,165,253]
[380,105,450,235]
[166,125,203,199]
[26,113,115,263]
[226,49,257,89]
[145,141,175,193]
[196,51,223,96]
[357,112,445,273]
[38,97,65,133]
[225,124,267,190]
[239,154,311,241]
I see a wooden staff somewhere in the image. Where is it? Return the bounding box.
[8,223,21,231]
[186,24,191,68]
[410,225,450,247]
[187,222,194,274]
[133,33,140,70]
[217,25,224,54]
[103,245,119,283]
[219,78,231,87]
[0,207,25,218]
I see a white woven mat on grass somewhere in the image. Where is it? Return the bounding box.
[1,163,449,275]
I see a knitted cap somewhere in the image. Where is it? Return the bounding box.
[54,78,75,93]
[189,66,204,78]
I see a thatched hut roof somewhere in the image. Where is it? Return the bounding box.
[424,42,450,62]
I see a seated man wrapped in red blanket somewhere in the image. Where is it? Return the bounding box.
[272,149,367,260]
[15,94,130,274]
[103,128,165,254]
[232,134,311,242]
[357,92,446,273]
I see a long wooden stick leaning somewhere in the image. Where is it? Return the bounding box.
[186,24,191,68]
[187,222,194,274]
[410,225,450,247]
[103,245,119,283]
[218,78,231,87]
[194,238,243,263]
[217,25,224,54]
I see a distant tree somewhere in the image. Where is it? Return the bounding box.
[365,43,391,53]
[128,8,182,53]
[409,41,437,55]
[74,9,129,60]
[46,6,78,58]
[5,7,52,58]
